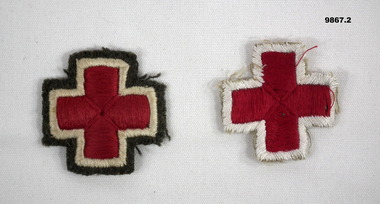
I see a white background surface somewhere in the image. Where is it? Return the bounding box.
[1,0,379,203]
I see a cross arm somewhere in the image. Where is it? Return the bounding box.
[105,90,153,130]
[231,87,277,124]
[286,85,333,117]
[56,96,100,129]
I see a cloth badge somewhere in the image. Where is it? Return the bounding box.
[221,42,338,161]
[42,49,168,175]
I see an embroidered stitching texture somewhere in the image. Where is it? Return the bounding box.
[221,42,338,161]
[42,48,168,175]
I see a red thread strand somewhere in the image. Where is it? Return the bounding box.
[329,89,335,108]
[295,45,318,66]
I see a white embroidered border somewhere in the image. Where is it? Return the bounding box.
[49,58,158,167]
[221,42,338,161]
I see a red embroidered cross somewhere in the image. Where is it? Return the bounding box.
[231,52,332,153]
[56,66,151,159]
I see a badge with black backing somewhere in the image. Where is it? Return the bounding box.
[42,49,169,175]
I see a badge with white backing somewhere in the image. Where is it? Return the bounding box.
[221,42,338,161]
[42,49,169,175]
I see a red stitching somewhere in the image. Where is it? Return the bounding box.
[56,66,151,159]
[231,51,332,152]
